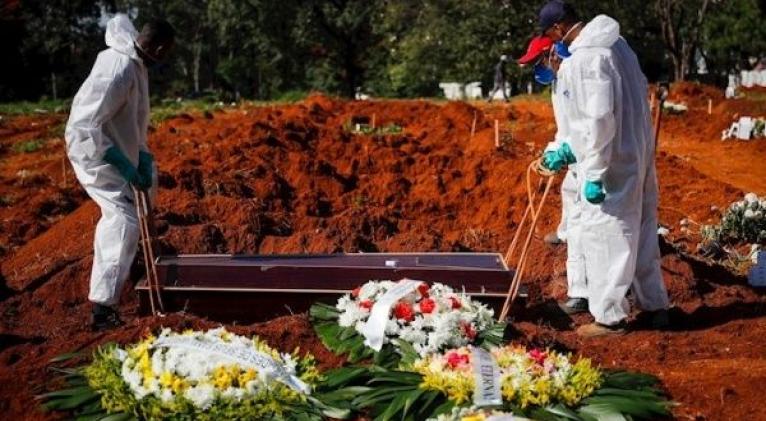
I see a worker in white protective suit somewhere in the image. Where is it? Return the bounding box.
[537,1,670,337]
[518,35,588,315]
[65,15,174,331]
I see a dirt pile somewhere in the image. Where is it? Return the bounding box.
[1,92,766,419]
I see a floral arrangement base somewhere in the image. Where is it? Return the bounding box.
[310,280,505,367]
[39,328,348,421]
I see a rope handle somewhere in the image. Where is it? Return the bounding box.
[132,187,164,315]
[499,159,556,321]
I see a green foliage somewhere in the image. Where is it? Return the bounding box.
[150,98,227,124]
[2,0,763,103]
[703,0,766,78]
[344,121,403,136]
[702,194,766,245]
[0,99,70,115]
[12,139,45,153]
[276,90,310,103]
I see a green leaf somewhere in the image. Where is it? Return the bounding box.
[309,302,340,321]
[431,399,456,417]
[602,371,660,390]
[415,390,443,415]
[353,385,418,408]
[321,366,371,388]
[98,414,135,421]
[49,351,84,363]
[37,386,94,400]
[478,321,507,348]
[577,403,629,421]
[402,387,427,416]
[42,389,99,411]
[376,390,409,421]
[543,404,583,420]
[316,386,372,402]
[583,395,671,418]
[392,338,419,367]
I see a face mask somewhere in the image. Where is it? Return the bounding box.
[554,41,571,59]
[534,63,556,85]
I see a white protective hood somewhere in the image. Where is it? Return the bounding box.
[569,15,620,52]
[105,14,140,60]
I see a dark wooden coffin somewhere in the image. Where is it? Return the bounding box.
[136,253,518,323]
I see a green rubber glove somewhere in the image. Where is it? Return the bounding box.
[137,151,154,190]
[103,146,139,185]
[559,142,576,164]
[542,142,577,172]
[584,180,606,204]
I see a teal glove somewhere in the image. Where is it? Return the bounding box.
[542,142,577,172]
[103,147,140,185]
[584,180,606,204]
[137,151,154,190]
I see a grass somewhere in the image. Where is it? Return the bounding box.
[0,99,70,115]
[744,90,766,102]
[150,98,228,124]
[344,120,404,135]
[12,139,45,153]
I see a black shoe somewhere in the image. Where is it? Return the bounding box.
[650,309,670,329]
[92,303,124,331]
[558,297,588,315]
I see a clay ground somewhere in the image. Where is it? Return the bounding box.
[1,83,766,420]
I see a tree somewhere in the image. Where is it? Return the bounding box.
[294,0,381,98]
[13,0,104,100]
[702,0,766,80]
[368,0,537,98]
[655,0,716,81]
[208,0,305,99]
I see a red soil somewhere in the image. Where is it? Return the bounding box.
[1,89,765,420]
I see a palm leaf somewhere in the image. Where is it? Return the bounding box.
[320,366,371,389]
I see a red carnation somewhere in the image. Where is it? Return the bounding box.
[449,297,462,309]
[446,351,470,369]
[460,321,477,340]
[419,298,436,314]
[359,300,373,310]
[393,301,415,322]
[417,283,430,297]
[351,286,361,298]
[528,349,547,365]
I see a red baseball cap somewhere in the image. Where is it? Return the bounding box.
[517,35,554,65]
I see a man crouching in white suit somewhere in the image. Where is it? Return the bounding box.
[65,15,174,331]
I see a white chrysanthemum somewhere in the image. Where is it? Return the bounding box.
[745,193,759,204]
[745,209,756,219]
[281,353,298,374]
[384,319,400,336]
[338,304,367,327]
[185,384,216,409]
[221,387,245,401]
[160,389,174,403]
[399,326,427,346]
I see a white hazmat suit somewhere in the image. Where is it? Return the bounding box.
[65,15,156,306]
[547,77,587,300]
[556,15,669,325]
